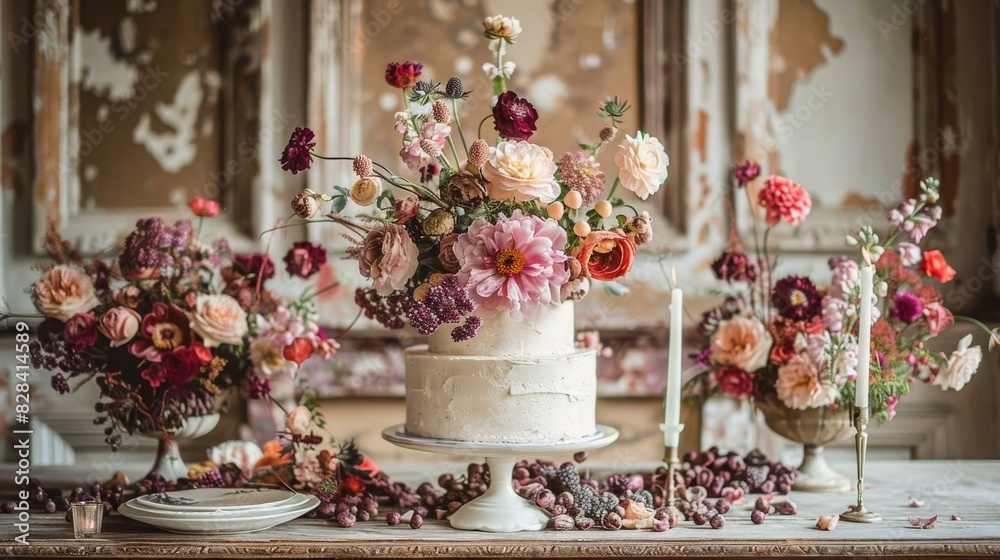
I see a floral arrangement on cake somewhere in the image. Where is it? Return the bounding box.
[19,198,339,450]
[279,14,668,341]
[685,165,998,423]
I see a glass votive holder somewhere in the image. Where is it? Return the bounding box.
[71,501,104,538]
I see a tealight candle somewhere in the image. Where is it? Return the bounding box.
[71,501,104,539]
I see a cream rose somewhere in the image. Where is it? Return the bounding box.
[208,440,264,474]
[934,334,982,391]
[31,265,100,322]
[710,316,773,372]
[483,14,522,41]
[188,294,248,347]
[285,405,312,437]
[349,177,383,207]
[615,131,669,200]
[358,224,419,296]
[482,141,560,203]
[98,307,142,347]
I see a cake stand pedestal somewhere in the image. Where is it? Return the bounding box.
[382,424,619,533]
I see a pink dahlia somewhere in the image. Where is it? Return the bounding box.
[758,174,811,227]
[454,210,569,319]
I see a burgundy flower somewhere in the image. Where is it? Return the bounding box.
[247,375,271,399]
[492,91,538,141]
[384,61,423,89]
[144,346,203,388]
[732,159,761,187]
[129,302,190,362]
[234,253,276,281]
[890,291,924,323]
[715,366,754,398]
[283,242,327,279]
[772,276,822,321]
[280,127,316,174]
[64,312,98,352]
[711,249,758,283]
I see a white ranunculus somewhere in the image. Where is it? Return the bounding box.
[615,131,669,200]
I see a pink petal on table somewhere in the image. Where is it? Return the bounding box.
[908,515,938,529]
[951,514,961,521]
[907,496,926,507]
[816,515,838,531]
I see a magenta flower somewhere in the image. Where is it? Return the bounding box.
[890,291,924,323]
[280,127,316,174]
[384,61,423,89]
[711,249,757,283]
[492,91,538,141]
[732,159,761,187]
[284,242,327,280]
[454,210,569,319]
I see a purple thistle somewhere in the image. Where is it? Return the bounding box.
[890,291,924,323]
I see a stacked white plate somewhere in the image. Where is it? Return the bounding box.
[118,488,319,534]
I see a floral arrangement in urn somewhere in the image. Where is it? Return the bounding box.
[279,14,668,338]
[20,199,339,451]
[686,166,997,423]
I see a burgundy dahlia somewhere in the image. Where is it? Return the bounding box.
[234,253,276,281]
[492,91,538,141]
[280,127,316,174]
[711,249,757,283]
[733,159,761,187]
[772,275,822,321]
[384,61,423,89]
[283,241,327,280]
[890,291,924,323]
[715,366,754,398]
[64,312,98,352]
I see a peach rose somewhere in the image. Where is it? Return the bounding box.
[615,131,669,200]
[187,294,248,347]
[358,224,419,296]
[208,440,263,474]
[934,334,981,391]
[98,307,142,347]
[775,354,838,409]
[285,405,312,437]
[574,229,637,282]
[482,141,559,203]
[710,316,773,372]
[31,265,100,322]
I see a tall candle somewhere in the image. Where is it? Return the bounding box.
[664,285,684,447]
[855,252,874,409]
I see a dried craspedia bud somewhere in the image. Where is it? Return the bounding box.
[599,125,618,143]
[602,512,623,531]
[550,514,575,531]
[432,100,452,124]
[446,77,465,98]
[469,139,490,168]
[419,138,442,158]
[441,171,486,210]
[291,188,321,219]
[353,154,373,177]
[422,208,456,236]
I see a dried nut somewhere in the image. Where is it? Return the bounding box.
[576,517,596,531]
[386,512,401,525]
[709,514,725,529]
[535,490,556,509]
[409,514,424,529]
[602,512,623,530]
[652,518,669,532]
[715,499,731,514]
[557,492,574,507]
[777,500,798,516]
[751,509,766,524]
[816,515,838,531]
[754,497,771,513]
[551,514,575,530]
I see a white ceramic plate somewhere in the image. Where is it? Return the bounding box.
[123,492,314,519]
[118,495,320,534]
[135,488,297,512]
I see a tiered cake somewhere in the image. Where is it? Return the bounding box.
[404,303,597,443]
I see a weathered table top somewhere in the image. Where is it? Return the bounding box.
[3,460,999,559]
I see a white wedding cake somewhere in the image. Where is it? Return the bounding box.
[404,302,597,443]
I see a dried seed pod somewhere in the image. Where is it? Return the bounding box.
[602,512,623,531]
[551,514,575,531]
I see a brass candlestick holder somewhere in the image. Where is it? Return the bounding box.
[660,423,685,517]
[839,405,881,523]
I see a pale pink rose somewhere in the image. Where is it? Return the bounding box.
[97,307,142,347]
[208,440,264,475]
[922,302,953,336]
[709,316,773,372]
[614,131,669,200]
[187,294,249,347]
[284,405,312,437]
[399,139,434,170]
[482,140,560,203]
[358,224,419,296]
[775,354,838,409]
[934,334,981,391]
[421,121,451,148]
[31,265,100,322]
[898,242,922,267]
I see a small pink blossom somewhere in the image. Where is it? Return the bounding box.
[421,121,452,148]
[898,242,922,266]
[399,139,435,170]
[923,302,954,336]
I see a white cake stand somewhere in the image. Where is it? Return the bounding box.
[381,424,619,533]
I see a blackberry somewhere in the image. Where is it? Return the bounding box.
[556,466,581,493]
[598,491,619,513]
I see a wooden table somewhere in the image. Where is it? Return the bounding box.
[3,460,999,559]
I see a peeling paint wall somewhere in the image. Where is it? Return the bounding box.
[76,0,222,209]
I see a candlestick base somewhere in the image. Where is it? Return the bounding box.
[839,504,882,523]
